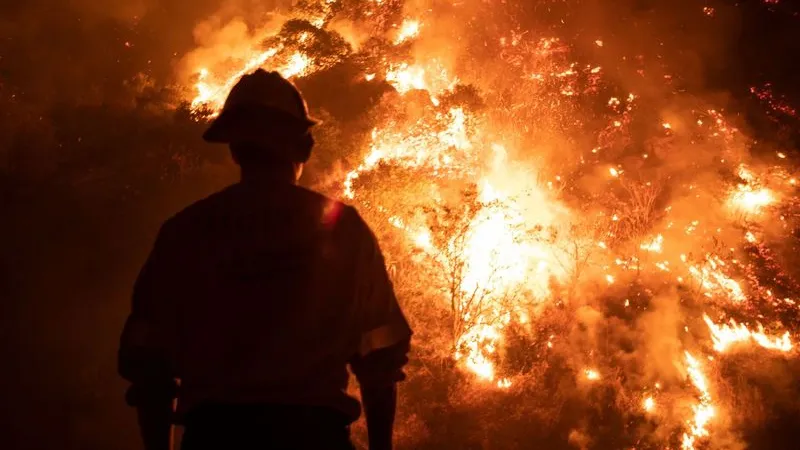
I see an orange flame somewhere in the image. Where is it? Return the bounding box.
[704,314,793,353]
[682,352,715,450]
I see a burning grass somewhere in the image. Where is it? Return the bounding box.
[180,1,800,448]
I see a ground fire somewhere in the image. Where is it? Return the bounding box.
[180,1,799,448]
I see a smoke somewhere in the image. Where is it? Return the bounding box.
[567,428,591,450]
[327,18,371,51]
[67,0,158,24]
[638,291,685,382]
[181,15,288,81]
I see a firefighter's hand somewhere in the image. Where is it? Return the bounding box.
[361,384,397,450]
[136,402,174,450]
[127,384,177,450]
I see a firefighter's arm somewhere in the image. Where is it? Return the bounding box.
[349,213,413,450]
[351,340,410,450]
[362,384,396,450]
[118,222,180,450]
[125,376,178,450]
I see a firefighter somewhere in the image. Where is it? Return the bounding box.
[118,69,412,450]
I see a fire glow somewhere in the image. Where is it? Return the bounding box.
[183,0,800,447]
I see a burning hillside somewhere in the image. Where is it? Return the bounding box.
[180,1,800,448]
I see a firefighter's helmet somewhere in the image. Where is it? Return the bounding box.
[202,69,319,145]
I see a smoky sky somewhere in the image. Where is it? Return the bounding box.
[2,0,798,112]
[0,0,219,107]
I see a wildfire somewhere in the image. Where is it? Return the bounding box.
[728,165,775,215]
[730,187,774,214]
[643,395,656,413]
[704,315,793,353]
[192,47,279,114]
[345,115,564,378]
[686,254,747,302]
[385,62,428,94]
[394,19,421,44]
[343,106,473,199]
[456,324,502,381]
[682,352,715,450]
[281,52,312,78]
[180,1,800,447]
[584,369,601,381]
[640,234,664,253]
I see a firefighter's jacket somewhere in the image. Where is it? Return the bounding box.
[118,173,412,421]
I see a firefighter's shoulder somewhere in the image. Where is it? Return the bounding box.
[166,184,246,224]
[290,184,366,234]
[149,186,240,243]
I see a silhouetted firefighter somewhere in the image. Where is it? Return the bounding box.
[118,69,412,450]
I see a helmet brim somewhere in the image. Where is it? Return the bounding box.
[203,105,320,144]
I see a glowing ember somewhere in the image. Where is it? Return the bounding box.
[751,84,798,118]
[643,395,656,413]
[640,234,664,253]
